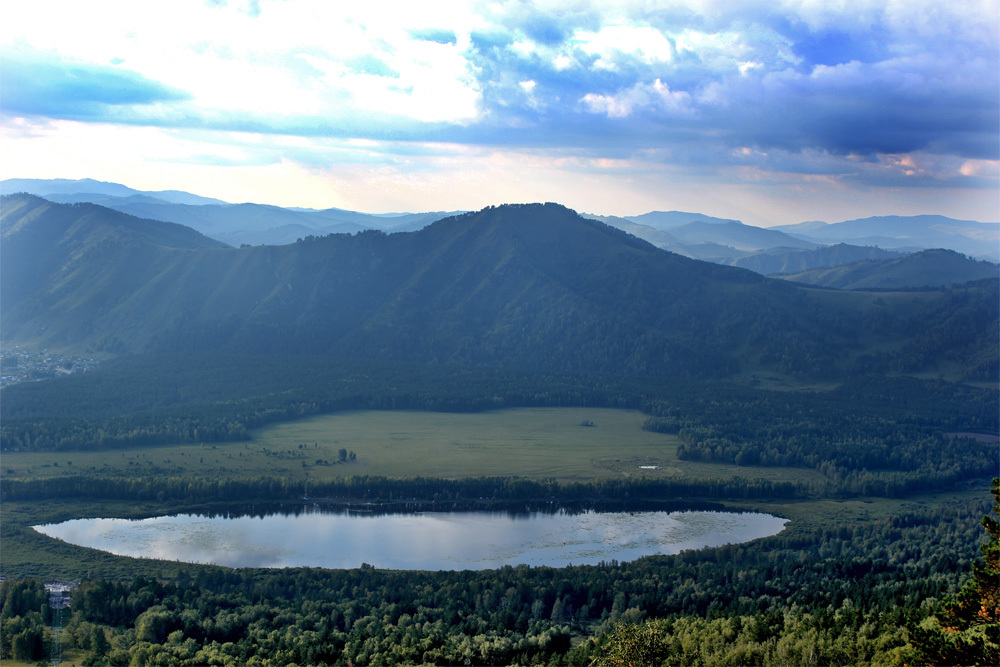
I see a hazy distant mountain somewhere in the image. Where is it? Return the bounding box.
[0,178,229,206]
[107,201,372,238]
[724,244,905,275]
[770,215,1000,261]
[1,178,461,246]
[667,221,819,252]
[664,243,749,261]
[581,214,683,247]
[585,214,810,257]
[769,220,829,233]
[778,249,999,289]
[3,196,995,381]
[624,210,741,229]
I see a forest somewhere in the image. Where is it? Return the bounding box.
[2,201,998,665]
[2,481,996,665]
[3,358,995,499]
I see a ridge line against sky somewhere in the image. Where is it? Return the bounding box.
[1,0,997,227]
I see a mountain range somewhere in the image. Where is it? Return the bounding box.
[777,249,999,290]
[2,193,996,382]
[1,178,460,247]
[583,211,998,266]
[772,215,1000,257]
[4,179,998,263]
[722,244,904,275]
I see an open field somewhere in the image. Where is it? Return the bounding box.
[2,407,828,485]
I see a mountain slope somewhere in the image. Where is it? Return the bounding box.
[771,215,1000,260]
[624,210,741,229]
[580,214,684,247]
[2,177,460,246]
[584,215,810,259]
[2,198,995,381]
[667,221,819,251]
[0,178,228,205]
[1,194,229,351]
[726,244,904,275]
[778,249,1000,289]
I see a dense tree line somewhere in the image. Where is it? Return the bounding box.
[0,356,652,451]
[592,480,999,666]
[849,279,1000,382]
[2,487,991,666]
[0,474,802,505]
[642,376,998,497]
[0,579,49,663]
[3,357,995,496]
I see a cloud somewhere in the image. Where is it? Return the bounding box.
[1,0,996,206]
[1,50,190,119]
[410,29,458,45]
[580,79,693,118]
[573,24,675,70]
[697,52,1000,160]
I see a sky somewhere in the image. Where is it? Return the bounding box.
[1,0,998,226]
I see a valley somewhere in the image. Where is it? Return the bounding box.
[1,407,829,485]
[0,192,996,666]
[4,0,998,661]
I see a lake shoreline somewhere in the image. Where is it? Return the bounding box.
[34,506,789,571]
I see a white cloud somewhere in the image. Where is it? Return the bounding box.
[581,79,693,118]
[573,24,674,70]
[552,54,578,71]
[1,0,486,126]
[2,0,996,223]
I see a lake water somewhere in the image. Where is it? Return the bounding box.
[34,509,787,570]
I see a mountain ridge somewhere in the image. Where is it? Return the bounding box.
[2,195,996,382]
[777,248,999,290]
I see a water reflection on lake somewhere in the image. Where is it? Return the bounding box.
[34,509,787,570]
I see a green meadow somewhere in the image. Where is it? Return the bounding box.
[2,407,827,485]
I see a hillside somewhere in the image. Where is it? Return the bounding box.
[726,244,904,275]
[667,221,818,251]
[778,249,999,289]
[0,177,228,205]
[2,197,996,381]
[624,210,741,229]
[1,178,459,246]
[0,194,227,315]
[771,215,1000,261]
[585,215,816,260]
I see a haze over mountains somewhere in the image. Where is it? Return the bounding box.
[2,193,997,382]
[1,178,461,247]
[777,249,1000,290]
[4,179,998,268]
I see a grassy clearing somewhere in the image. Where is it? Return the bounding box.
[2,407,827,486]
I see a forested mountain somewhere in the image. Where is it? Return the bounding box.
[579,214,684,248]
[778,249,999,289]
[771,214,1000,261]
[1,194,997,667]
[2,195,997,382]
[0,194,227,314]
[584,214,814,258]
[665,221,818,251]
[724,243,904,275]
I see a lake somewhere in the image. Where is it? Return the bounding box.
[34,509,787,570]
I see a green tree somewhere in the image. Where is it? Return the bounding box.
[914,478,1000,665]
